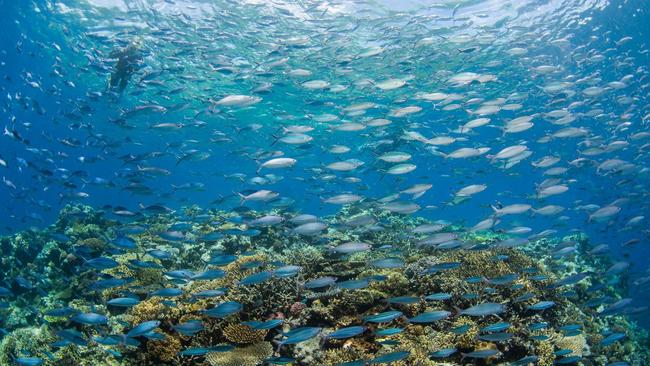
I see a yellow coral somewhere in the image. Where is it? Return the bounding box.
[535,339,556,366]
[205,342,273,366]
[145,334,182,362]
[555,334,588,357]
[222,323,268,344]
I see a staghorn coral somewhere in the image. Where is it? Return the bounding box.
[205,341,273,366]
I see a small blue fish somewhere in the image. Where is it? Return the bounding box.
[239,271,273,286]
[280,327,322,345]
[191,269,226,281]
[173,320,204,336]
[529,322,549,331]
[478,332,513,342]
[511,355,539,365]
[461,349,500,359]
[94,335,123,346]
[84,257,119,270]
[326,326,366,339]
[369,257,404,269]
[337,278,370,290]
[147,249,171,260]
[481,322,511,333]
[203,301,242,318]
[127,320,161,338]
[151,288,183,297]
[387,296,420,305]
[368,351,410,364]
[208,254,237,266]
[273,265,301,278]
[527,300,555,311]
[424,292,452,301]
[600,332,626,346]
[44,307,77,317]
[107,297,140,307]
[364,311,403,323]
[15,357,44,366]
[71,312,108,325]
[56,329,88,346]
[426,261,461,273]
[374,327,404,336]
[430,348,457,358]
[178,345,234,356]
[451,324,471,334]
[556,355,581,364]
[111,237,137,250]
[266,357,297,365]
[304,276,337,289]
[242,319,284,330]
[128,259,163,269]
[408,310,451,323]
[192,289,225,298]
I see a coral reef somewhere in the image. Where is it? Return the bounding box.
[0,204,648,366]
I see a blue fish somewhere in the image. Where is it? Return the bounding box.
[304,276,337,289]
[478,332,514,342]
[556,355,582,364]
[111,237,137,249]
[208,254,237,266]
[387,296,420,305]
[430,348,457,358]
[600,332,626,346]
[56,329,88,346]
[151,288,183,297]
[15,357,44,366]
[199,232,224,242]
[126,320,161,338]
[374,328,403,336]
[89,277,134,291]
[128,259,163,269]
[266,357,297,365]
[273,265,301,278]
[242,319,284,330]
[203,301,243,318]
[147,249,171,260]
[369,257,404,269]
[511,355,539,365]
[191,269,226,280]
[239,271,273,286]
[527,300,556,311]
[107,297,140,307]
[71,312,108,325]
[481,322,511,333]
[408,310,451,323]
[44,307,77,317]
[280,327,322,345]
[84,257,119,270]
[424,292,452,301]
[192,289,225,298]
[363,311,403,323]
[368,351,410,364]
[336,279,370,290]
[326,326,366,339]
[173,320,204,336]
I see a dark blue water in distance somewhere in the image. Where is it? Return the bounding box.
[1,0,650,365]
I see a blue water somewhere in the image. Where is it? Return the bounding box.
[1,0,650,364]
